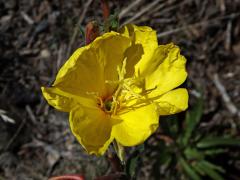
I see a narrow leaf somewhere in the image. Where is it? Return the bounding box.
[192,162,206,176]
[204,149,227,156]
[197,161,224,180]
[201,160,225,173]
[197,137,240,148]
[179,157,201,180]
[182,93,203,145]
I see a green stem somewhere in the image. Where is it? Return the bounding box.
[113,140,126,165]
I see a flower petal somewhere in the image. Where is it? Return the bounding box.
[53,45,105,98]
[141,43,187,97]
[53,32,131,98]
[41,87,96,112]
[119,24,158,77]
[69,105,121,155]
[112,103,159,146]
[91,32,131,88]
[156,88,189,115]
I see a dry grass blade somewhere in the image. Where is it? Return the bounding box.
[212,74,239,116]
[157,12,240,38]
[20,11,34,25]
[119,0,144,19]
[122,0,163,25]
[4,118,26,151]
[0,109,15,124]
[67,0,94,56]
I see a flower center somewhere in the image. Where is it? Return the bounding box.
[97,96,121,115]
[95,58,156,115]
[104,100,112,111]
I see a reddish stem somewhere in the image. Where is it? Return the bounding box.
[107,152,124,173]
[100,0,110,21]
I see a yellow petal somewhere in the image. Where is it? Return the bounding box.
[41,86,75,112]
[156,88,189,115]
[69,105,121,155]
[119,24,158,77]
[123,43,144,78]
[53,32,131,98]
[90,31,131,95]
[53,45,105,98]
[41,86,96,112]
[142,43,187,97]
[112,103,159,146]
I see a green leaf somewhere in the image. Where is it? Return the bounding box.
[197,160,224,180]
[109,18,119,30]
[203,149,227,156]
[192,162,206,176]
[197,137,240,148]
[79,26,85,39]
[182,92,204,145]
[179,157,201,180]
[104,10,119,32]
[201,160,225,173]
[184,148,204,160]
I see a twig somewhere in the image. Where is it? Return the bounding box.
[119,0,144,19]
[122,0,163,25]
[212,74,239,116]
[157,135,174,145]
[0,109,15,124]
[152,0,186,18]
[107,151,124,173]
[57,44,66,70]
[225,20,232,51]
[4,118,26,150]
[67,0,94,57]
[26,105,37,124]
[157,12,240,38]
[20,11,34,25]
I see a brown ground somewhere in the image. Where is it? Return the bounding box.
[0,0,240,179]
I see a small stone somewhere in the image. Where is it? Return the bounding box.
[40,49,50,58]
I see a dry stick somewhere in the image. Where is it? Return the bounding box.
[133,2,165,25]
[122,0,163,25]
[225,20,232,51]
[20,11,34,25]
[157,12,240,38]
[26,105,37,124]
[134,1,181,24]
[67,0,94,57]
[119,0,144,19]
[152,0,188,18]
[212,74,239,117]
[4,118,26,151]
[132,0,182,24]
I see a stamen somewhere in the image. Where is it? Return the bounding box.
[97,97,104,108]
[101,57,157,115]
[86,91,99,97]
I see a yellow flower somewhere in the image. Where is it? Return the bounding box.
[41,24,188,155]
